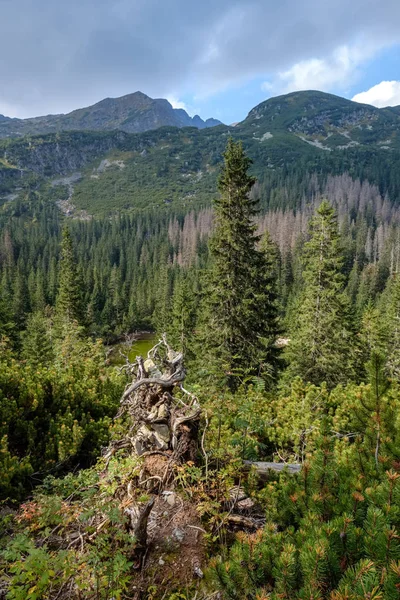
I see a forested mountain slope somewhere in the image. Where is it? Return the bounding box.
[1,91,400,217]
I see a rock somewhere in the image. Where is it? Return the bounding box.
[134,439,146,456]
[166,494,176,507]
[134,424,163,454]
[193,565,204,578]
[147,407,158,421]
[173,528,185,543]
[157,403,168,420]
[162,491,176,507]
[152,432,169,451]
[243,461,302,478]
[133,425,152,454]
[138,424,152,439]
[151,424,170,443]
[167,349,179,362]
[143,358,154,371]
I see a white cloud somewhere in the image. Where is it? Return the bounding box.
[352,81,400,107]
[278,47,356,92]
[166,96,188,111]
[263,43,377,96]
[166,95,201,117]
[261,81,273,93]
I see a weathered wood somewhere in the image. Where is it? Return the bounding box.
[226,514,258,529]
[132,497,155,568]
[121,367,185,403]
[243,461,301,479]
[133,496,155,547]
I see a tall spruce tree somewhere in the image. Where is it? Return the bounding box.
[55,228,84,325]
[199,139,281,390]
[284,201,355,388]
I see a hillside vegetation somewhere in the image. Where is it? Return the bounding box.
[1,102,400,599]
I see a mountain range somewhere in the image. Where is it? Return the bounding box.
[0,91,222,138]
[1,90,400,216]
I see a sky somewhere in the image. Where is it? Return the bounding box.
[1,0,400,124]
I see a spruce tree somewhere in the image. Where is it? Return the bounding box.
[358,301,388,375]
[169,272,197,360]
[33,269,46,312]
[260,231,282,313]
[284,201,355,388]
[0,296,14,340]
[383,273,400,380]
[55,229,84,325]
[21,311,54,366]
[153,263,172,336]
[0,269,15,340]
[200,139,281,390]
[12,267,30,332]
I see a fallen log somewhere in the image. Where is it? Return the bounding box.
[243,461,301,481]
[226,514,258,530]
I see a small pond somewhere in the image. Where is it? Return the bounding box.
[107,332,157,365]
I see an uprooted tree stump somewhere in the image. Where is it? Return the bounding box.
[106,334,201,479]
[102,335,204,579]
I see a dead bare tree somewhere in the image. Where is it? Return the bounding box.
[106,334,201,470]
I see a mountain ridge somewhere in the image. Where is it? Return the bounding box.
[0,91,222,138]
[237,90,400,151]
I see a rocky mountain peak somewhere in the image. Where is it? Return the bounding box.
[0,92,222,138]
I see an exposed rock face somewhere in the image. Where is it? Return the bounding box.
[3,131,130,177]
[0,92,222,138]
[0,164,22,189]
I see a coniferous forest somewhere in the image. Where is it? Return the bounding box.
[1,134,400,600]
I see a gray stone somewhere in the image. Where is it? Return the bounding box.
[134,439,146,456]
[173,528,185,543]
[151,424,170,442]
[152,431,169,450]
[165,492,176,506]
[193,566,204,578]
